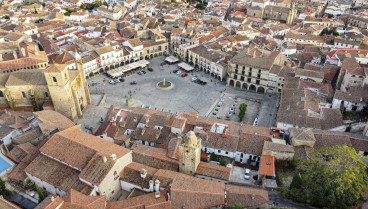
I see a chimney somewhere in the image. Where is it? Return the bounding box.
[155,179,160,192]
[103,156,107,162]
[51,196,55,201]
[13,51,17,59]
[149,180,154,192]
[155,191,160,199]
[110,153,116,160]
[140,168,147,178]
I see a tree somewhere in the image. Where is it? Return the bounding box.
[282,145,368,208]
[39,2,45,7]
[80,4,86,9]
[2,15,9,19]
[161,20,165,24]
[103,1,108,6]
[0,178,11,196]
[35,183,45,203]
[195,2,205,10]
[238,103,247,121]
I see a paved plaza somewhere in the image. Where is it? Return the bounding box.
[77,57,280,133]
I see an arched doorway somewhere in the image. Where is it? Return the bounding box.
[235,81,241,88]
[242,83,248,90]
[258,87,265,93]
[249,85,256,91]
[229,79,234,86]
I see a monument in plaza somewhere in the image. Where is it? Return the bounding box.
[126,90,135,107]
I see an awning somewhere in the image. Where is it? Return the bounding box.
[259,155,275,177]
[165,56,179,64]
[106,60,149,78]
[178,62,194,72]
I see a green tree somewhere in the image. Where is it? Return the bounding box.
[35,183,45,203]
[327,13,334,18]
[80,4,86,9]
[2,15,9,19]
[238,103,247,121]
[161,20,165,24]
[0,178,11,196]
[282,145,368,208]
[103,1,108,6]
[39,2,45,7]
[195,3,205,10]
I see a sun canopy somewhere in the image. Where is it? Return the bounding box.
[106,60,149,78]
[165,56,179,64]
[178,62,194,72]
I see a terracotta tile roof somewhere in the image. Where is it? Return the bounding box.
[34,110,75,132]
[132,143,179,171]
[237,125,272,155]
[259,155,275,177]
[0,196,21,209]
[12,127,42,145]
[63,189,106,208]
[225,185,268,208]
[263,141,294,153]
[313,131,351,150]
[40,125,131,171]
[34,195,64,209]
[106,191,169,209]
[293,146,314,160]
[152,169,178,188]
[170,173,225,209]
[195,162,231,181]
[120,162,158,188]
[7,142,37,163]
[5,69,47,86]
[24,154,92,192]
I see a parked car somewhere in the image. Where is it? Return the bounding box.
[113,79,120,83]
[142,70,146,74]
[119,78,125,82]
[191,77,198,82]
[137,71,143,75]
[201,81,207,85]
[109,80,115,85]
[147,68,154,72]
[176,70,182,75]
[244,169,251,180]
[130,81,137,85]
[181,73,188,77]
[164,51,170,56]
[173,69,178,73]
[160,62,166,66]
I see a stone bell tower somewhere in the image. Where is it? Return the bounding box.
[178,131,201,175]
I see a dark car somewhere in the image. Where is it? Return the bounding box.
[119,78,125,82]
[201,81,207,85]
[173,69,178,73]
[194,79,201,83]
[137,71,143,75]
[142,70,146,74]
[160,62,166,66]
[130,81,137,85]
[147,68,154,72]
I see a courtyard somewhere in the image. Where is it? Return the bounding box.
[77,57,280,133]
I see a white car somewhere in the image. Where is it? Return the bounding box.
[176,70,182,75]
[191,77,198,82]
[109,80,115,85]
[244,169,251,180]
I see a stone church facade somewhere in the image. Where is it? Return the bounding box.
[0,57,90,121]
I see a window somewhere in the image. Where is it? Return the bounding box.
[22,92,26,98]
[45,92,49,98]
[225,151,229,154]
[53,77,57,82]
[0,91,3,97]
[218,150,221,153]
